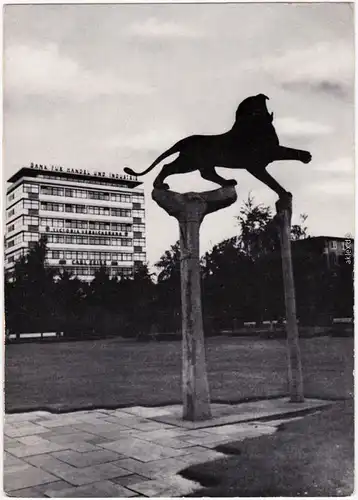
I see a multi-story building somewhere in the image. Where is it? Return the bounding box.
[5,163,146,280]
[293,235,354,268]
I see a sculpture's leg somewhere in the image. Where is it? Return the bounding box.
[275,146,312,164]
[247,168,288,198]
[200,167,237,187]
[153,158,196,190]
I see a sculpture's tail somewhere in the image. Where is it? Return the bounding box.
[124,143,181,177]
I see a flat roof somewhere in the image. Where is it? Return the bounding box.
[7,166,142,188]
[293,236,354,242]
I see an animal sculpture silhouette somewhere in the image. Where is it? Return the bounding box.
[124,94,312,197]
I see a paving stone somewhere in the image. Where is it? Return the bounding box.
[4,452,28,469]
[176,429,212,439]
[133,428,188,442]
[17,434,58,446]
[99,415,134,424]
[119,406,178,418]
[5,423,48,438]
[43,431,99,444]
[6,486,45,497]
[114,455,195,480]
[67,442,100,453]
[158,474,200,495]
[179,449,227,465]
[44,479,138,497]
[52,449,123,468]
[86,435,113,445]
[4,436,21,446]
[207,422,274,435]
[26,454,131,486]
[110,458,154,478]
[181,434,238,446]
[117,418,173,432]
[10,480,73,497]
[128,478,176,497]
[96,409,116,416]
[251,416,304,427]
[6,440,69,459]
[100,436,190,462]
[6,411,51,424]
[4,462,58,492]
[39,425,80,437]
[92,428,139,440]
[111,473,152,487]
[39,417,86,428]
[146,436,202,449]
[72,421,130,436]
[138,457,189,478]
[110,409,142,419]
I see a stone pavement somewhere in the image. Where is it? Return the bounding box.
[4,398,332,497]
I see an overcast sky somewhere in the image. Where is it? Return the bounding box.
[3,3,354,267]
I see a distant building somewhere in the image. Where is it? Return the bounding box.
[5,163,146,281]
[292,235,354,268]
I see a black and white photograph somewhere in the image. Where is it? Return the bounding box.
[3,2,354,497]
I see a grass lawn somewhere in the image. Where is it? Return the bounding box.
[183,399,354,497]
[5,336,353,412]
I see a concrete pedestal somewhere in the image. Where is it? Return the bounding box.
[152,186,237,421]
[275,194,304,403]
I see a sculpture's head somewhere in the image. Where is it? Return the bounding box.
[235,94,273,122]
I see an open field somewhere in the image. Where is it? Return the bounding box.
[5,336,353,412]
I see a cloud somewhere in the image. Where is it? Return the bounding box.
[105,128,184,152]
[274,116,333,138]
[125,17,204,39]
[262,41,354,98]
[309,178,354,196]
[4,43,153,100]
[313,157,354,174]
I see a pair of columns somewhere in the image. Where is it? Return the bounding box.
[152,186,304,422]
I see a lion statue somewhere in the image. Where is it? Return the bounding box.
[124,94,312,197]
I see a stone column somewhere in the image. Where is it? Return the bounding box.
[275,194,304,403]
[152,186,237,421]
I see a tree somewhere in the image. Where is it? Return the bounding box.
[155,241,182,332]
[5,236,57,333]
[291,214,309,241]
[236,195,278,260]
[155,241,181,283]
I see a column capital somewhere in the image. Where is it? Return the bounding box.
[152,186,237,223]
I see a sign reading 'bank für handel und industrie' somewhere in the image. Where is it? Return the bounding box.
[29,163,137,181]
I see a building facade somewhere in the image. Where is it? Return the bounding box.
[293,235,354,268]
[5,163,146,280]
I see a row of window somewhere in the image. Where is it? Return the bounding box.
[6,248,25,263]
[133,253,146,261]
[132,194,145,203]
[7,200,39,218]
[133,239,146,247]
[39,217,133,232]
[7,216,39,233]
[7,183,39,203]
[47,250,133,261]
[40,202,132,217]
[53,266,133,277]
[40,185,135,203]
[7,232,39,248]
[47,234,133,246]
[38,174,137,189]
